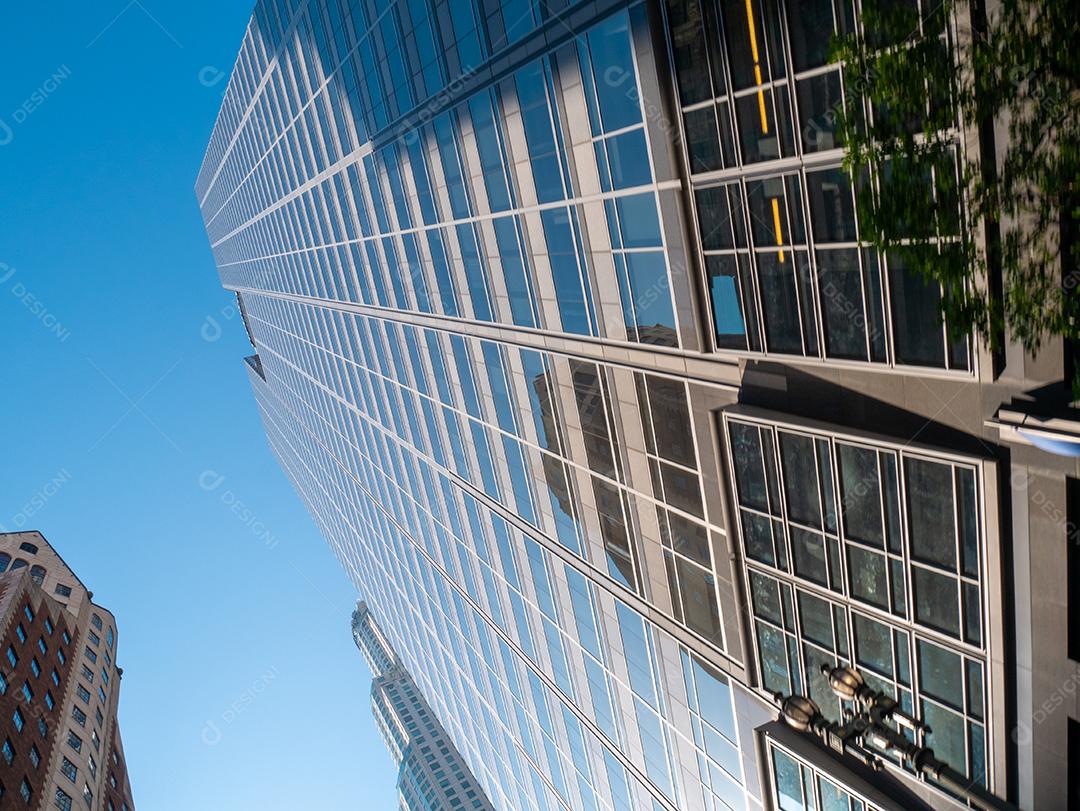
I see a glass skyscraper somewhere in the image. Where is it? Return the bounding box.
[199,1,1079,809]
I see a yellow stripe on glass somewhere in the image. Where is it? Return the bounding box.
[744,0,768,134]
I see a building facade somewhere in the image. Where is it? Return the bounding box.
[0,532,136,811]
[354,601,496,810]
[198,1,1079,809]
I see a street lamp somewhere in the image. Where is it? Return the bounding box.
[773,664,1017,811]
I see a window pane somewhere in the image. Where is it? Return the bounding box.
[723,0,786,89]
[918,639,964,708]
[708,255,749,350]
[668,512,710,566]
[737,88,793,163]
[956,468,979,577]
[541,207,590,334]
[730,422,768,509]
[697,185,737,250]
[888,254,946,366]
[773,748,805,811]
[742,511,775,565]
[905,457,957,568]
[677,558,723,644]
[837,443,884,547]
[848,545,889,610]
[750,570,783,623]
[757,624,792,695]
[798,591,834,649]
[913,567,960,637]
[922,701,968,778]
[684,107,724,173]
[819,778,851,811]
[757,254,805,354]
[797,71,844,152]
[607,129,652,189]
[808,169,857,243]
[585,15,642,132]
[616,194,662,248]
[779,432,821,526]
[644,376,696,467]
[853,613,893,678]
[789,0,836,68]
[790,527,828,585]
[666,0,713,104]
[748,175,805,247]
[817,248,868,359]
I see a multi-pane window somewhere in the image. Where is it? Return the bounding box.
[578,12,678,347]
[682,650,742,807]
[54,787,72,811]
[664,0,969,371]
[60,757,77,782]
[568,360,643,593]
[665,0,851,170]
[71,706,86,727]
[635,372,722,645]
[769,742,884,811]
[726,413,989,789]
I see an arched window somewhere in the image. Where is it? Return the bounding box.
[10,559,28,571]
[0,554,10,573]
[18,542,38,555]
[29,566,46,586]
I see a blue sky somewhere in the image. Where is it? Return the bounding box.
[0,2,398,808]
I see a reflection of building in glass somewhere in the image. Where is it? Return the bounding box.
[200,0,1078,808]
[354,603,494,810]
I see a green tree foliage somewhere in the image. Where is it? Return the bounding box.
[832,0,1079,386]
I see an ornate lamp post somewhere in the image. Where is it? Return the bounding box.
[773,664,1017,811]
